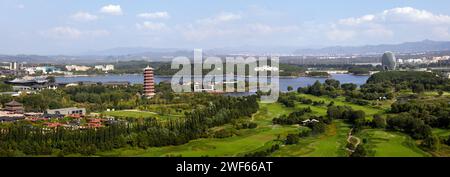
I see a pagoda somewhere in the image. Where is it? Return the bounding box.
[143,66,156,98]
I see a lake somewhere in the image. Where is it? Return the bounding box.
[55,74,369,92]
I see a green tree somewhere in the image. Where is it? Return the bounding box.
[350,144,367,157]
[341,83,357,91]
[285,134,299,145]
[287,86,293,92]
[372,114,386,128]
[412,83,425,94]
[421,135,441,151]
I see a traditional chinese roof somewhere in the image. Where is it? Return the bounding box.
[5,100,23,107]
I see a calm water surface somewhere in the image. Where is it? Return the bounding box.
[55,74,369,92]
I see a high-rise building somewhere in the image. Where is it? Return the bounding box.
[9,62,18,70]
[143,66,155,98]
[381,52,397,70]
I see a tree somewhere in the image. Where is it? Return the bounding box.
[0,83,12,92]
[341,83,357,91]
[350,110,365,124]
[445,136,450,146]
[325,79,340,89]
[350,144,367,157]
[285,134,299,145]
[327,101,335,107]
[309,122,326,135]
[47,76,56,83]
[287,86,293,92]
[412,83,425,94]
[309,81,324,96]
[372,114,386,128]
[438,90,444,97]
[421,135,441,151]
[0,95,13,107]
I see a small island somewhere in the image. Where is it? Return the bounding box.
[306,71,331,78]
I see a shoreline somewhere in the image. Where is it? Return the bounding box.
[56,73,356,79]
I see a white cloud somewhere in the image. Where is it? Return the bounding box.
[100,5,123,15]
[328,7,450,42]
[338,7,450,26]
[381,7,450,24]
[338,15,375,26]
[136,21,168,31]
[247,23,299,34]
[43,27,109,39]
[71,12,98,22]
[198,12,241,25]
[46,27,82,39]
[137,12,170,19]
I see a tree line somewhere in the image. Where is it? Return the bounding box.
[0,95,259,156]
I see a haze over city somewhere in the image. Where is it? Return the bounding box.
[1,0,450,55]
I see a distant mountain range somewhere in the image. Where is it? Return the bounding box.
[293,40,450,56]
[2,40,450,64]
[80,47,193,57]
[81,40,450,57]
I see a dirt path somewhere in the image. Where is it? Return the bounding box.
[346,128,361,153]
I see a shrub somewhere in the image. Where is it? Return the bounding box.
[285,134,299,145]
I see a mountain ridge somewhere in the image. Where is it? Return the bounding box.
[293,40,450,55]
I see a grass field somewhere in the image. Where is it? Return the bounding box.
[102,110,182,120]
[96,94,446,157]
[98,102,300,157]
[97,95,394,157]
[297,94,386,119]
[433,128,450,138]
[272,120,350,157]
[358,129,430,157]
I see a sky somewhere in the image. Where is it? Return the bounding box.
[1,0,450,55]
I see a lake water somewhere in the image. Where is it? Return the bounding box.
[55,74,369,92]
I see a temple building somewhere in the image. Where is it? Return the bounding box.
[144,66,156,98]
[4,100,24,114]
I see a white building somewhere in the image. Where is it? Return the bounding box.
[95,65,115,71]
[9,62,18,70]
[25,66,61,75]
[254,66,279,72]
[66,65,91,72]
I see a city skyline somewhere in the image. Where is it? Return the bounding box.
[1,0,450,55]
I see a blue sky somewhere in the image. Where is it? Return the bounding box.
[1,0,450,55]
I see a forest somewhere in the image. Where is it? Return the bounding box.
[0,94,259,156]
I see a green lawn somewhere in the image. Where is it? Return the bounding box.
[253,103,295,125]
[98,126,298,157]
[297,94,385,119]
[272,120,350,157]
[98,102,300,157]
[433,128,450,138]
[96,95,440,157]
[102,110,182,120]
[359,129,430,157]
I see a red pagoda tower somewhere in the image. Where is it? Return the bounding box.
[143,66,156,98]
